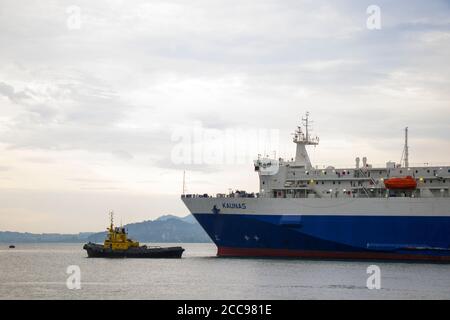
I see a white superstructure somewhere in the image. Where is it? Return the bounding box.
[253,113,450,200]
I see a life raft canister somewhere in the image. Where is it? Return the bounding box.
[383,176,417,190]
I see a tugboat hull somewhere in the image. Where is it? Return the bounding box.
[83,243,184,258]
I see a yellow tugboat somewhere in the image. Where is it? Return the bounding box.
[83,212,184,258]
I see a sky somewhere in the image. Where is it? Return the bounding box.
[0,0,449,233]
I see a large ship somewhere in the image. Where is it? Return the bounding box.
[181,113,450,262]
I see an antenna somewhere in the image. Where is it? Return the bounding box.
[293,111,319,145]
[109,211,114,230]
[182,170,186,195]
[302,111,311,141]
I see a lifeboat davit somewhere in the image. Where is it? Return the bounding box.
[384,176,417,190]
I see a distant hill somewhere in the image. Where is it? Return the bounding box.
[156,214,196,224]
[87,215,211,243]
[0,231,94,243]
[0,215,211,243]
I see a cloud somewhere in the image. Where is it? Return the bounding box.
[111,150,134,160]
[0,81,30,103]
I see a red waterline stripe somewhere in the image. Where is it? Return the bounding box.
[217,247,450,262]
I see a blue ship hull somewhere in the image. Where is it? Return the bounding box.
[193,213,450,262]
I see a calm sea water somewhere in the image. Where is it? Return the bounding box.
[1,243,449,299]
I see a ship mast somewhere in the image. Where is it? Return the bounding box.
[292,112,319,168]
[109,211,114,230]
[400,127,409,168]
[404,127,409,168]
[303,112,310,142]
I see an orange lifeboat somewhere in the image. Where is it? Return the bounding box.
[384,176,417,190]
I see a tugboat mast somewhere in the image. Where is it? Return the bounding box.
[109,211,114,231]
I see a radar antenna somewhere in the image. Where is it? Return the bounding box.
[292,111,319,145]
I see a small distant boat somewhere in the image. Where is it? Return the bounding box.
[83,211,184,259]
[9,245,15,249]
[384,176,417,190]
